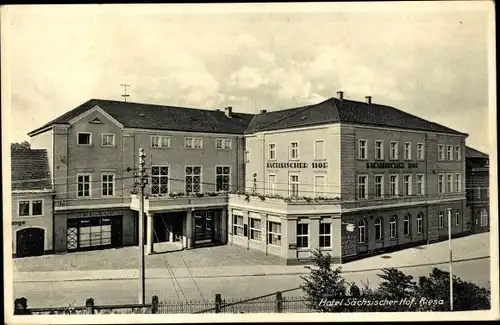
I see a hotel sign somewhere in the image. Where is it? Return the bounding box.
[266,162,328,169]
[366,162,419,169]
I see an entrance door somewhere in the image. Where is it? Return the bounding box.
[194,211,215,244]
[16,228,44,257]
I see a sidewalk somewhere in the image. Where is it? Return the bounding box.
[14,233,490,283]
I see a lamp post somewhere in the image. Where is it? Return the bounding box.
[447,208,454,311]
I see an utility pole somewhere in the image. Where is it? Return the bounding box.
[121,84,131,102]
[138,148,148,304]
[447,208,454,311]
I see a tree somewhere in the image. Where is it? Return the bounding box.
[415,267,490,311]
[301,249,348,312]
[11,141,30,150]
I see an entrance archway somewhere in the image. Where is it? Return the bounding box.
[16,228,45,257]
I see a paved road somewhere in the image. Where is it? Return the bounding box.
[14,257,490,308]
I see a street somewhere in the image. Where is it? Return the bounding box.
[14,257,490,308]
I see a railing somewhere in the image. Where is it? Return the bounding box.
[15,289,313,315]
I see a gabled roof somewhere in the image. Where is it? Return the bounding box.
[11,149,53,192]
[28,99,255,136]
[466,146,489,158]
[245,97,467,136]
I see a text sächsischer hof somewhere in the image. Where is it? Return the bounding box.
[319,297,445,308]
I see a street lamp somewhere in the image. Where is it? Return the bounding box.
[447,208,454,311]
[342,222,355,233]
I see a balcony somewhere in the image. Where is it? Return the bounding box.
[130,192,229,213]
[228,192,342,215]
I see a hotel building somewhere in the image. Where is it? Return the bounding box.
[228,92,468,264]
[26,93,470,263]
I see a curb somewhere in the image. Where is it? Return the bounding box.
[13,255,489,283]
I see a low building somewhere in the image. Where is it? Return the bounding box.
[11,149,55,257]
[465,146,490,233]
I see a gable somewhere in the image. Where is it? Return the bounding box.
[68,105,123,128]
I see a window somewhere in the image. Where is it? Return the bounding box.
[375,140,384,160]
[358,139,367,159]
[18,200,43,217]
[296,223,309,248]
[446,145,453,161]
[245,151,250,163]
[102,174,115,196]
[151,135,171,148]
[314,175,326,197]
[390,141,399,160]
[455,146,461,160]
[403,214,411,236]
[389,175,399,196]
[480,209,488,226]
[375,175,384,198]
[417,143,425,160]
[185,166,202,193]
[18,201,30,216]
[268,143,276,160]
[289,175,299,198]
[454,174,461,193]
[216,139,232,150]
[151,166,169,194]
[358,175,368,199]
[319,223,331,248]
[417,212,423,234]
[404,142,411,160]
[403,175,412,196]
[314,140,325,160]
[101,133,115,146]
[77,132,91,145]
[455,210,460,225]
[438,145,445,160]
[268,174,277,195]
[289,142,299,159]
[416,174,425,195]
[438,211,444,228]
[446,174,453,193]
[268,221,281,246]
[438,174,445,194]
[358,219,366,243]
[233,214,244,236]
[375,217,383,240]
[77,174,91,197]
[389,215,397,238]
[250,218,261,240]
[32,200,43,215]
[185,137,203,149]
[216,166,230,192]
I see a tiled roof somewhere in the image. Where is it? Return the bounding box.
[466,146,489,158]
[29,99,255,136]
[11,149,53,192]
[245,97,467,135]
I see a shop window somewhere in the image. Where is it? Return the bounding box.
[319,223,331,248]
[480,209,488,226]
[249,218,261,241]
[232,215,244,236]
[268,221,281,246]
[296,223,309,248]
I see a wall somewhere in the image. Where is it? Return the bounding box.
[12,192,54,254]
[244,124,341,198]
[128,130,244,194]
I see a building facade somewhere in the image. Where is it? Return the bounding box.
[465,146,490,233]
[28,100,252,254]
[11,149,55,257]
[228,93,469,264]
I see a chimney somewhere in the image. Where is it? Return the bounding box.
[260,109,267,114]
[337,91,344,100]
[224,106,232,118]
[365,96,372,104]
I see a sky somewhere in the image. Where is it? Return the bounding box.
[2,2,495,154]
